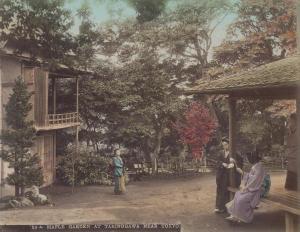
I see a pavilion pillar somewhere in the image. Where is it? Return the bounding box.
[297,90,300,191]
[296,0,300,192]
[228,96,237,198]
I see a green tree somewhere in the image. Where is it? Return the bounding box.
[0,0,74,64]
[214,0,296,72]
[127,0,168,23]
[1,77,43,197]
[208,0,296,153]
[73,3,100,70]
[115,54,185,172]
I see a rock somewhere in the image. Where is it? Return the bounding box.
[19,197,34,207]
[8,197,34,208]
[25,185,50,205]
[9,199,21,208]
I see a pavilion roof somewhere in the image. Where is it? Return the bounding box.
[186,56,300,98]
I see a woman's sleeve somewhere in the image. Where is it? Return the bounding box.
[242,172,249,184]
[244,165,265,192]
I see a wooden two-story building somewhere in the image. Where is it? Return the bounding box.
[0,40,81,186]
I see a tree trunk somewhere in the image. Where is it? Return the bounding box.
[150,154,158,174]
[205,95,223,142]
[151,127,163,174]
[20,186,25,196]
[14,163,20,197]
[15,185,19,197]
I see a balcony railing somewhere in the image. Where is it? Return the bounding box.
[47,112,79,125]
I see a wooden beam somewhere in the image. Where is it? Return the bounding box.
[228,97,237,197]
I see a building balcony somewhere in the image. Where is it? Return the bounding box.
[35,112,80,131]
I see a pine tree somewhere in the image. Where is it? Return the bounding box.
[1,77,43,196]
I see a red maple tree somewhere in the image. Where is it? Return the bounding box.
[174,102,217,159]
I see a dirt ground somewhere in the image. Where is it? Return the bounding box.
[0,172,286,232]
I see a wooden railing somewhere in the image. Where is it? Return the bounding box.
[47,112,79,125]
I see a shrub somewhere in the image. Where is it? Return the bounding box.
[57,146,112,186]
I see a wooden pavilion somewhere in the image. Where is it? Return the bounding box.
[186,55,300,232]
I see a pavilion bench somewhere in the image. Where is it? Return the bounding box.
[228,186,300,232]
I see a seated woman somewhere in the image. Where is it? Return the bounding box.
[226,151,266,223]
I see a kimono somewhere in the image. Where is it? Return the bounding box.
[227,162,266,223]
[215,153,230,211]
[113,156,125,194]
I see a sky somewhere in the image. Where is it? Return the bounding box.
[64,0,237,58]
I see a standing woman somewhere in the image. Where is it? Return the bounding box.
[226,151,266,223]
[112,149,125,195]
[215,138,235,213]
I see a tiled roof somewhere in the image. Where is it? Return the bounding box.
[186,56,300,95]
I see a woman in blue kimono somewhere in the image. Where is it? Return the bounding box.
[226,151,266,223]
[112,149,125,194]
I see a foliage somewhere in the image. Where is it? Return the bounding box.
[210,0,295,156]
[0,77,43,196]
[214,0,296,71]
[236,99,288,154]
[0,0,74,63]
[157,0,232,83]
[127,0,168,23]
[174,102,217,159]
[75,0,233,171]
[73,3,100,70]
[98,0,232,84]
[56,146,111,186]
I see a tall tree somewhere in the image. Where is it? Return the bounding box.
[99,0,232,84]
[116,53,184,172]
[127,0,168,23]
[73,2,100,70]
[0,0,74,63]
[157,0,232,83]
[214,0,296,71]
[1,77,43,196]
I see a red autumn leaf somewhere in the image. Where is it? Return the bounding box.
[174,102,217,159]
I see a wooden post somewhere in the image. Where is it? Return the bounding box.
[76,77,79,121]
[296,0,300,192]
[53,131,56,182]
[285,212,299,232]
[0,56,3,198]
[297,90,300,192]
[52,77,56,114]
[228,96,237,198]
[72,77,79,194]
[297,0,300,55]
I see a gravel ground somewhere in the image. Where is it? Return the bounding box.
[0,172,286,232]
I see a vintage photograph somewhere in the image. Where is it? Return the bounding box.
[0,0,299,231]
